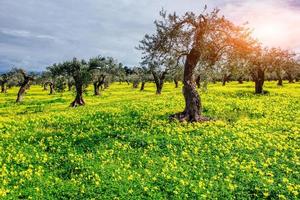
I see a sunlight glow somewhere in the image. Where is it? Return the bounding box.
[223,0,300,49]
[252,21,287,46]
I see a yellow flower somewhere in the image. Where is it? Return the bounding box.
[266,179,274,184]
[0,188,9,197]
[292,190,299,196]
[278,194,286,200]
[228,183,237,191]
[198,181,205,189]
[263,192,269,197]
[282,177,289,183]
[127,175,133,181]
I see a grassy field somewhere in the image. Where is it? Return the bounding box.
[0,81,299,199]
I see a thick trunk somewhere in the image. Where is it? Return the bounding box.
[174,79,179,88]
[254,69,265,94]
[70,80,85,107]
[196,75,200,88]
[170,48,209,122]
[152,71,166,95]
[222,77,226,86]
[16,76,32,103]
[1,82,6,93]
[155,83,163,94]
[255,81,263,94]
[96,75,106,93]
[277,78,283,86]
[49,83,55,95]
[16,87,26,102]
[238,77,243,84]
[140,82,145,91]
[94,82,100,96]
[222,74,230,86]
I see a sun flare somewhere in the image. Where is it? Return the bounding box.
[252,21,286,45]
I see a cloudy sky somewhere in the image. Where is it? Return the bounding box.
[0,0,299,72]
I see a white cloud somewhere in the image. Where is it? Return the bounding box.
[0,28,57,41]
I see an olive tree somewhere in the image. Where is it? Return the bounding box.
[44,64,61,94]
[138,8,249,122]
[89,56,107,96]
[148,61,171,94]
[48,58,95,107]
[267,48,293,86]
[89,56,118,95]
[133,66,152,91]
[245,46,283,94]
[0,71,13,93]
[14,69,34,103]
[282,52,298,83]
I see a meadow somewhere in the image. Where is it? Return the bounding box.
[0,81,299,199]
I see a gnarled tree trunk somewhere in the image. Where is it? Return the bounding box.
[16,87,26,103]
[140,81,145,91]
[16,76,33,103]
[222,74,230,86]
[238,76,243,84]
[170,48,209,122]
[277,72,283,86]
[152,71,166,95]
[49,82,55,95]
[254,68,265,94]
[93,75,105,96]
[1,81,7,93]
[156,83,163,94]
[44,82,54,94]
[70,78,85,107]
[94,82,100,96]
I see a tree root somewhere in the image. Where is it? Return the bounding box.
[169,112,211,123]
[70,99,85,107]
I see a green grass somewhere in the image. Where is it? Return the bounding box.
[0,81,299,199]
